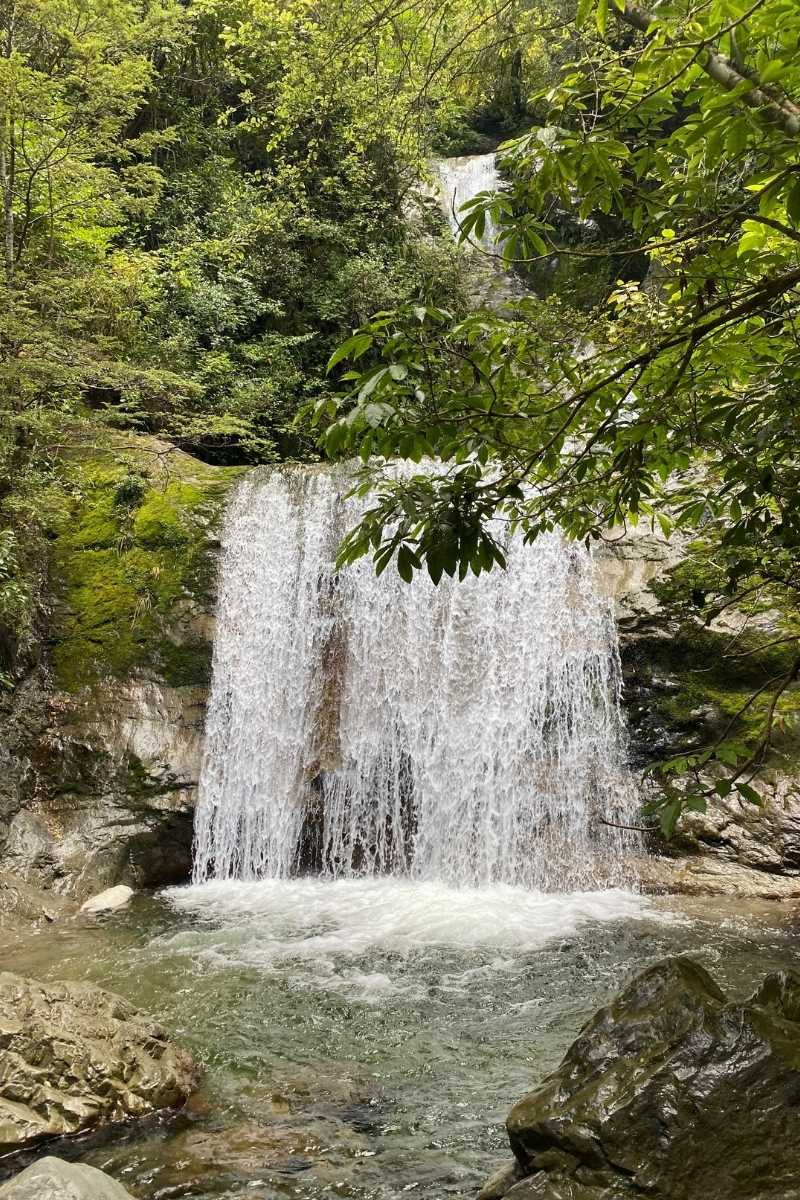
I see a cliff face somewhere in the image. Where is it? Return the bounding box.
[0,438,239,900]
[597,528,800,898]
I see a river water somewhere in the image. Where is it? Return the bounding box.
[4,881,800,1199]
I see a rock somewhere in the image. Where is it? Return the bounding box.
[80,885,134,914]
[594,526,683,630]
[671,775,800,876]
[478,1160,526,1200]
[0,678,206,899]
[488,957,800,1200]
[0,972,198,1153]
[0,873,76,930]
[635,853,800,899]
[0,435,234,901]
[0,1156,134,1199]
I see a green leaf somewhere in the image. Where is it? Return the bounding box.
[736,782,763,806]
[787,180,800,226]
[576,0,593,26]
[596,0,608,35]
[397,544,416,583]
[357,368,388,402]
[327,334,373,373]
[660,798,682,838]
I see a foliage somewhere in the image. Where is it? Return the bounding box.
[1,0,542,684]
[319,0,800,823]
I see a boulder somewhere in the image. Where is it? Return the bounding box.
[79,886,134,914]
[0,1156,134,1199]
[486,957,800,1200]
[0,972,198,1153]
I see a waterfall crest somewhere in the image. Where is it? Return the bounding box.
[193,467,639,890]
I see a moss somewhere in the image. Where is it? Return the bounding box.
[133,483,204,549]
[156,638,213,689]
[626,619,800,771]
[50,447,240,691]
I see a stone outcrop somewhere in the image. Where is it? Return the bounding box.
[0,972,198,1154]
[0,677,206,899]
[637,852,800,899]
[0,1157,135,1200]
[0,435,238,901]
[483,957,800,1200]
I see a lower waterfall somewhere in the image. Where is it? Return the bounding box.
[193,466,639,889]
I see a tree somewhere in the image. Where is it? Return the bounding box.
[317,0,800,827]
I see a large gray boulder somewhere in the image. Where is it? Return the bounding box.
[0,1156,134,1199]
[484,957,800,1200]
[0,972,198,1153]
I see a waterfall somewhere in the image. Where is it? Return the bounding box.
[193,466,639,890]
[430,153,503,251]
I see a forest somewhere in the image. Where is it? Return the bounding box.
[2,3,800,1200]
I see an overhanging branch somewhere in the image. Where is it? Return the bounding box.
[620,3,800,137]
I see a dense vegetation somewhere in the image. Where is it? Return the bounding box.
[1,0,556,681]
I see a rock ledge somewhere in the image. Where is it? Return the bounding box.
[0,971,198,1154]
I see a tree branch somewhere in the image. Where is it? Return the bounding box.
[619,3,800,137]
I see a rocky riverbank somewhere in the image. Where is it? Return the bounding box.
[0,971,198,1156]
[480,956,800,1200]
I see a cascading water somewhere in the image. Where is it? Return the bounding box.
[193,466,639,890]
[430,153,503,251]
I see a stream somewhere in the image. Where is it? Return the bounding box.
[3,881,799,1199]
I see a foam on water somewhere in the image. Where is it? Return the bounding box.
[163,879,653,1003]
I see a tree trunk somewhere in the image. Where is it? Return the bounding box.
[620,3,800,137]
[0,126,14,284]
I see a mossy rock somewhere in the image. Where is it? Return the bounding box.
[49,441,241,691]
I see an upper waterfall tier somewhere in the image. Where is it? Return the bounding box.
[430,153,502,251]
[193,466,639,889]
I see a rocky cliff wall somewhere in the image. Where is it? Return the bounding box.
[597,528,800,897]
[0,437,238,900]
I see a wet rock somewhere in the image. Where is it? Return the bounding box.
[0,1156,134,1199]
[478,1159,525,1200]
[141,1115,370,1196]
[80,885,134,914]
[0,873,76,931]
[0,972,198,1154]
[486,957,800,1200]
[636,853,800,899]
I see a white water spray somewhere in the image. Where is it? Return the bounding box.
[431,153,503,251]
[193,467,639,890]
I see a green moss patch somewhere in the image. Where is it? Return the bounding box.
[51,455,238,690]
